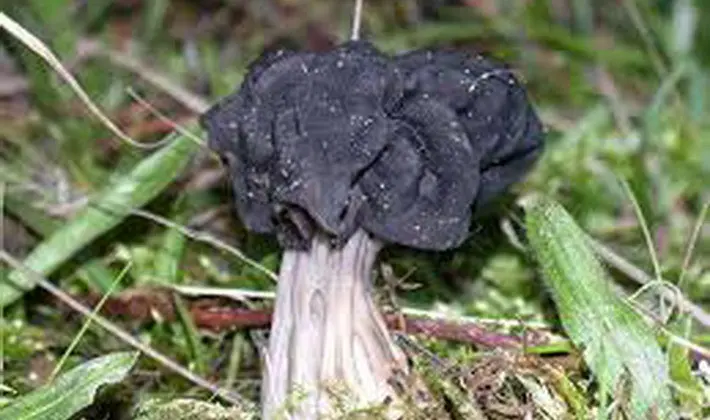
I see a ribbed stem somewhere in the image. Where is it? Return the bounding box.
[262,229,407,419]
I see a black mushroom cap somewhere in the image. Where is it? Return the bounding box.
[201,41,544,251]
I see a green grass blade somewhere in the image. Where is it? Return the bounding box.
[525,197,677,419]
[4,194,116,293]
[172,294,207,374]
[0,351,138,420]
[1,131,199,307]
[49,262,132,383]
[667,317,704,415]
[153,203,188,285]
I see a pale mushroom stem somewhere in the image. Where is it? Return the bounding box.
[351,0,364,41]
[263,229,408,419]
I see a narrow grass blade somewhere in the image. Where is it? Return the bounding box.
[525,197,677,419]
[172,294,206,374]
[1,131,199,307]
[667,318,704,415]
[49,262,132,382]
[225,333,246,391]
[153,204,188,285]
[0,351,138,420]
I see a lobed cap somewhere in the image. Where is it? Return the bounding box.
[202,41,543,250]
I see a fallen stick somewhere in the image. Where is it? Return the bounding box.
[63,287,552,349]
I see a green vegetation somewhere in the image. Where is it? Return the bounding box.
[0,352,137,420]
[0,0,709,418]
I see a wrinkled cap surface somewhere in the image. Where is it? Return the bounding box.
[201,41,543,250]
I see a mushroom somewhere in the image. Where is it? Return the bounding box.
[201,40,543,419]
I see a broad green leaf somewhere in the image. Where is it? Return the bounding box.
[0,351,138,420]
[526,197,677,419]
[1,132,200,307]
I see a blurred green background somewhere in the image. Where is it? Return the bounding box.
[1,0,709,417]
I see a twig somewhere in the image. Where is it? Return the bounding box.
[66,287,551,349]
[396,314,525,348]
[172,285,552,329]
[0,250,248,407]
[198,308,530,348]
